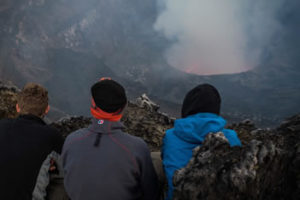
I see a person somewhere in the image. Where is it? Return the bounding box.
[162,83,242,200]
[0,83,64,200]
[62,78,159,200]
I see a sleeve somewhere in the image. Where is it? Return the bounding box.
[138,142,160,200]
[162,132,177,200]
[52,129,65,154]
[223,129,242,147]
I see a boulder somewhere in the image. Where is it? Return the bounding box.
[173,115,300,200]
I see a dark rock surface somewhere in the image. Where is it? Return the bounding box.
[50,116,92,138]
[122,95,174,151]
[173,115,300,200]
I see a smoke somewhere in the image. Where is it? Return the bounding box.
[154,0,286,75]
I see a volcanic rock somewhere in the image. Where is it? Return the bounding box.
[50,116,92,138]
[173,115,300,200]
[0,81,19,119]
[122,100,174,151]
[136,93,160,112]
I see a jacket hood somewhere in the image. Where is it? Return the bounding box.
[173,113,226,143]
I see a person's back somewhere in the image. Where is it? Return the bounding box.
[162,84,242,200]
[0,83,64,199]
[62,78,159,200]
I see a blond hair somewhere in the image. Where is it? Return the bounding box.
[17,83,48,117]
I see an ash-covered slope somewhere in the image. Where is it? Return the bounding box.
[0,0,299,127]
[0,0,166,107]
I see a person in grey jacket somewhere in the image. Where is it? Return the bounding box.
[62,78,159,200]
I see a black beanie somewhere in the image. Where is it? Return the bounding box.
[181,84,221,118]
[91,79,127,113]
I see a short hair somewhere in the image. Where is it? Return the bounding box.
[17,83,48,117]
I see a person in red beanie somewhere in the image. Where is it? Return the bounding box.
[62,78,159,200]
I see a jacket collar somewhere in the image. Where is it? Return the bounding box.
[88,118,125,134]
[18,114,46,125]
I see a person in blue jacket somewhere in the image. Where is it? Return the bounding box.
[162,84,241,200]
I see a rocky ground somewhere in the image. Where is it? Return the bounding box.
[0,81,299,199]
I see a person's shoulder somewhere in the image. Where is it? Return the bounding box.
[123,133,152,159]
[125,131,147,143]
[0,118,15,124]
[44,124,60,134]
[164,128,176,141]
[0,118,15,131]
[64,127,89,143]
[119,131,149,150]
[165,128,174,135]
[40,124,62,138]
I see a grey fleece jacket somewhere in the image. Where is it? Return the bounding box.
[62,118,159,200]
[32,151,64,200]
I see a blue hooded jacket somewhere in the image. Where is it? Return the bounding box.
[162,113,241,200]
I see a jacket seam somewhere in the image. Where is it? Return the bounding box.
[108,133,139,174]
[65,131,94,147]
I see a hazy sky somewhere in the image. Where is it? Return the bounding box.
[154,0,286,75]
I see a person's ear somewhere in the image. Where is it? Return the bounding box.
[45,105,50,115]
[16,104,21,113]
